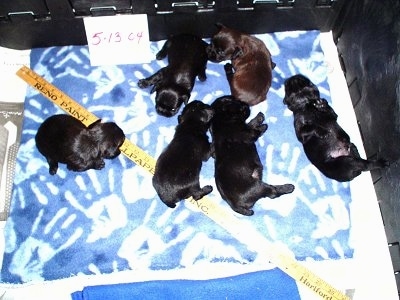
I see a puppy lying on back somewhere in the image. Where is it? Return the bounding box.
[152,100,214,208]
[283,74,388,182]
[138,34,209,117]
[207,24,275,106]
[210,96,295,216]
[35,114,125,175]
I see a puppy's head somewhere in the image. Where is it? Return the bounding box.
[178,100,214,125]
[207,23,242,62]
[155,87,190,117]
[283,74,320,112]
[88,120,125,159]
[211,95,250,121]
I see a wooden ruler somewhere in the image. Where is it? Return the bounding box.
[16,65,350,300]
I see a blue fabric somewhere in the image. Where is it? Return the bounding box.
[1,30,353,285]
[71,269,300,300]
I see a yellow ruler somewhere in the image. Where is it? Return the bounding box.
[16,65,99,127]
[16,65,350,300]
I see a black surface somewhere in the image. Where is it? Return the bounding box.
[0,0,345,49]
[333,0,400,294]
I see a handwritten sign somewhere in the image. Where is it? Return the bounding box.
[83,14,152,66]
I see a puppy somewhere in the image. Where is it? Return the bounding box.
[210,96,295,216]
[283,74,388,182]
[138,34,209,117]
[35,114,125,175]
[152,100,214,208]
[207,24,275,106]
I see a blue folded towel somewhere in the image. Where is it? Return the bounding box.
[71,269,300,300]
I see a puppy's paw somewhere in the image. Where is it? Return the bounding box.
[198,73,207,82]
[49,166,58,175]
[224,63,234,75]
[256,124,268,135]
[137,79,149,89]
[313,98,328,110]
[248,113,268,136]
[255,112,265,123]
[94,160,106,170]
[162,200,177,208]
[47,160,58,175]
[248,112,265,127]
[233,206,254,217]
[192,185,213,200]
[276,183,295,195]
[155,53,164,60]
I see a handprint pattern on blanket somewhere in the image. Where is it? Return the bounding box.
[1,30,353,283]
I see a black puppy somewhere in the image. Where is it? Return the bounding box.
[210,96,295,216]
[283,74,388,182]
[152,100,214,208]
[138,34,209,117]
[35,114,125,175]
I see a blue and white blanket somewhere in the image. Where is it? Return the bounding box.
[1,30,353,290]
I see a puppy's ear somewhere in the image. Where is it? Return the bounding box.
[215,23,224,29]
[200,108,214,124]
[178,115,182,124]
[88,119,102,129]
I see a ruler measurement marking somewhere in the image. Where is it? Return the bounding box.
[16,65,350,300]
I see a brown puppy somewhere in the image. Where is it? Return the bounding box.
[207,24,275,106]
[35,115,125,175]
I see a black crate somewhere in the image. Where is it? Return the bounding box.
[0,0,345,49]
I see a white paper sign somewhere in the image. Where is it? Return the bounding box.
[83,14,152,66]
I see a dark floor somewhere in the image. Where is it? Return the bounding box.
[333,0,400,294]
